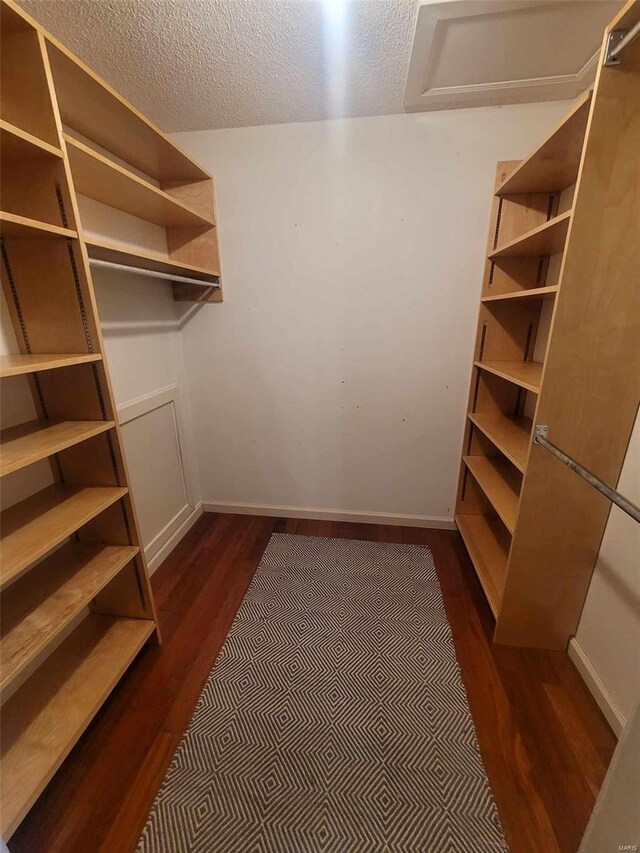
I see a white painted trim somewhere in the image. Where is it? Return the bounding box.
[147,502,203,575]
[118,384,196,507]
[202,501,456,530]
[568,637,626,737]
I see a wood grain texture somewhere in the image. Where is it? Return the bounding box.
[495,4,640,649]
[85,237,220,282]
[0,484,127,588]
[0,119,62,159]
[463,455,521,533]
[0,353,101,378]
[7,514,616,853]
[65,136,214,229]
[468,411,532,473]
[490,210,572,259]
[0,419,114,476]
[0,211,76,239]
[474,360,543,393]
[497,92,591,195]
[481,285,558,303]
[0,614,154,838]
[0,542,139,691]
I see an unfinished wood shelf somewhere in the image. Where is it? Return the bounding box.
[0,484,128,589]
[455,513,509,616]
[481,285,558,303]
[474,360,543,393]
[463,456,520,534]
[457,0,640,651]
[86,237,220,283]
[0,613,155,838]
[497,92,591,195]
[1,119,63,160]
[0,419,115,476]
[489,210,572,259]
[65,136,215,229]
[0,211,77,239]
[0,542,139,691]
[468,412,532,473]
[0,352,101,378]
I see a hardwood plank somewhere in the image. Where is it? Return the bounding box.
[7,515,616,853]
[0,211,76,239]
[0,613,154,838]
[65,136,214,229]
[0,353,101,378]
[0,419,115,476]
[0,119,63,159]
[481,285,558,303]
[0,542,139,691]
[497,92,591,195]
[463,455,521,533]
[468,411,532,473]
[474,359,543,393]
[0,484,128,589]
[455,513,509,615]
[490,210,572,259]
[85,237,220,283]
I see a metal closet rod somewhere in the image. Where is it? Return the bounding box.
[90,258,220,288]
[534,426,640,524]
[604,19,640,65]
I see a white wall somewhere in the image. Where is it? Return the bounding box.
[571,412,640,734]
[172,102,572,524]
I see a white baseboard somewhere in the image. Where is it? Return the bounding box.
[568,637,626,737]
[146,502,204,575]
[202,500,456,530]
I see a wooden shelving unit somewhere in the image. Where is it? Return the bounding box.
[0,0,227,836]
[456,0,640,651]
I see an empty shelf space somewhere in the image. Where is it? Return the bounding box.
[0,120,63,160]
[0,484,128,589]
[463,455,521,534]
[474,360,543,393]
[490,210,572,259]
[0,353,101,378]
[0,419,115,477]
[468,412,532,473]
[86,237,220,283]
[481,285,559,303]
[48,41,210,183]
[0,542,139,691]
[65,136,214,229]
[455,513,510,616]
[0,613,154,838]
[497,92,591,195]
[0,211,77,240]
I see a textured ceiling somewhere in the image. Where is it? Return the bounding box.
[23,0,419,132]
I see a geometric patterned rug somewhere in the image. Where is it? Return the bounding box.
[138,534,508,852]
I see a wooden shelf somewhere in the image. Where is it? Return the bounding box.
[0,119,63,160]
[481,285,558,303]
[468,412,532,473]
[65,136,215,229]
[497,92,591,195]
[0,484,128,590]
[86,237,220,283]
[47,40,209,182]
[455,513,510,616]
[0,353,101,378]
[0,211,77,240]
[474,360,543,393]
[0,613,154,837]
[0,542,139,691]
[463,455,521,534]
[0,419,115,477]
[490,210,572,259]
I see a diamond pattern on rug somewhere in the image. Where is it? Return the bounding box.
[138,534,507,852]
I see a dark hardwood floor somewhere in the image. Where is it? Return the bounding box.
[11,514,616,853]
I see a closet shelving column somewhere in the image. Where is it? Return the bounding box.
[456,0,640,653]
[0,0,221,837]
[455,92,592,621]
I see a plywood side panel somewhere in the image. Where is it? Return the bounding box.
[496,20,640,649]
